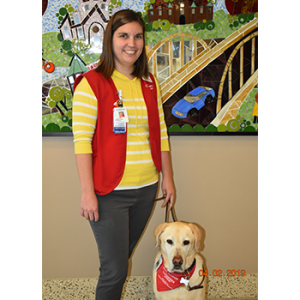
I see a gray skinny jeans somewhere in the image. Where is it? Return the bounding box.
[89,183,158,300]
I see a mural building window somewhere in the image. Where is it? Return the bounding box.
[180,2,184,15]
[173,41,180,58]
[83,5,89,12]
[63,26,70,39]
[78,28,84,38]
[68,76,74,84]
[74,14,80,25]
[93,35,101,47]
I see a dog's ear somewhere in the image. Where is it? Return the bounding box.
[188,223,202,252]
[154,223,169,248]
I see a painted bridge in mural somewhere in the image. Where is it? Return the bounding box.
[146,18,258,128]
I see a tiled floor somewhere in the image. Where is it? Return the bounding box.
[43,275,258,300]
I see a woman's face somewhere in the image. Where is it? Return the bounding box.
[112,21,144,73]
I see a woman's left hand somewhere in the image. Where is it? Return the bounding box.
[161,176,175,211]
[161,151,175,211]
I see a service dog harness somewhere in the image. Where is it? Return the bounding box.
[155,255,205,292]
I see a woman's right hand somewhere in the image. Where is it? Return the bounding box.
[80,191,99,222]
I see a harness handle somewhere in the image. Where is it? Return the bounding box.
[154,196,178,222]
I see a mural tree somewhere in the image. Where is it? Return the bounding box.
[57,35,92,58]
[109,0,122,16]
[45,86,72,118]
[56,4,75,25]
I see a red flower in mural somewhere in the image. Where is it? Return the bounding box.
[225,0,258,15]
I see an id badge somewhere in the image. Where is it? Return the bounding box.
[113,107,128,134]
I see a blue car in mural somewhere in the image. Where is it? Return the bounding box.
[172,86,215,118]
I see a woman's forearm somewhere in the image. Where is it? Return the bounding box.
[75,154,95,193]
[75,154,99,221]
[161,151,173,182]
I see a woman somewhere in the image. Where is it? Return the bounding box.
[72,9,175,300]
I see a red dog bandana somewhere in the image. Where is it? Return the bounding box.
[156,256,196,292]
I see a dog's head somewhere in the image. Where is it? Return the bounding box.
[154,221,202,272]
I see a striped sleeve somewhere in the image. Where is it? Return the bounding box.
[72,77,98,154]
[153,76,170,152]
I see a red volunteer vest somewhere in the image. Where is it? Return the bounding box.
[73,70,162,195]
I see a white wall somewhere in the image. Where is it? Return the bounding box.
[42,135,257,278]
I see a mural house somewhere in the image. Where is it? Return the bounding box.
[58,0,110,53]
[148,0,214,25]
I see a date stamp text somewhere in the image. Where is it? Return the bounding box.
[199,269,246,277]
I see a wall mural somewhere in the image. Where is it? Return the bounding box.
[42,0,258,135]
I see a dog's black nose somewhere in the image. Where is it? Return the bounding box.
[172,255,183,267]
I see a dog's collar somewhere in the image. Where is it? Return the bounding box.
[156,255,205,292]
[173,258,196,279]
[175,258,205,291]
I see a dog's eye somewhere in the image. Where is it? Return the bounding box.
[183,240,190,245]
[167,239,173,245]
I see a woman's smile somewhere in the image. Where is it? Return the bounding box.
[124,50,136,54]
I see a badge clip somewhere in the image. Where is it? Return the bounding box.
[117,90,123,107]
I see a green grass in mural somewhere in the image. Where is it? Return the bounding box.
[42,32,99,68]
[42,92,74,132]
[238,88,258,131]
[43,32,70,67]
[42,110,73,133]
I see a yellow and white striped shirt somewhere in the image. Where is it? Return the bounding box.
[72,70,169,189]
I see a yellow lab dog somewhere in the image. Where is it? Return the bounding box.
[153,221,206,300]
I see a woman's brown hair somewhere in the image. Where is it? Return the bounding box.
[95,9,149,79]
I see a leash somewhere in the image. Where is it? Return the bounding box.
[154,196,178,222]
[187,267,206,291]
